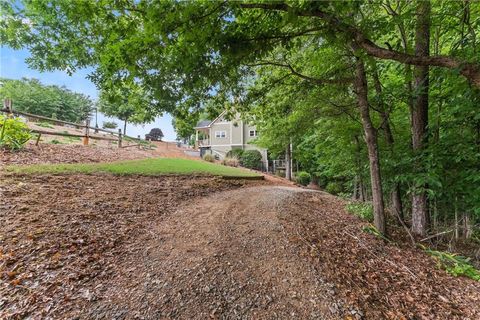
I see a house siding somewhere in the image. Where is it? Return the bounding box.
[196,112,268,169]
[231,120,243,145]
[210,123,230,146]
[243,124,258,144]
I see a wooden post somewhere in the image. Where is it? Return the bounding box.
[285,144,292,181]
[83,119,90,145]
[35,133,42,146]
[118,128,122,148]
[4,99,13,116]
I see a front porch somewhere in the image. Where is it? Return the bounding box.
[194,127,210,148]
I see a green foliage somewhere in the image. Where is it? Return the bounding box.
[0,78,92,122]
[325,182,343,195]
[362,224,392,243]
[97,84,156,135]
[50,139,62,144]
[425,248,480,281]
[240,150,262,169]
[64,136,81,143]
[3,0,480,245]
[203,154,215,162]
[346,202,374,222]
[0,115,32,150]
[146,128,163,141]
[102,121,117,129]
[7,158,261,178]
[226,149,244,159]
[296,171,311,186]
[36,121,54,129]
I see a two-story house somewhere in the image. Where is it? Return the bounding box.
[194,111,268,168]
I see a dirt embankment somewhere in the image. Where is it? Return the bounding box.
[0,141,195,167]
[0,144,153,166]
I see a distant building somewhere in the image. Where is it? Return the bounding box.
[194,111,268,167]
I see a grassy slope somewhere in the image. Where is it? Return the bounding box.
[5,158,261,177]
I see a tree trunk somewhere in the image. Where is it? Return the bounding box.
[411,0,431,237]
[285,144,292,181]
[353,55,386,236]
[352,176,359,200]
[123,118,128,135]
[464,212,473,239]
[371,63,404,223]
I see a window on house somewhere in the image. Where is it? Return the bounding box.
[249,130,257,137]
[215,131,226,138]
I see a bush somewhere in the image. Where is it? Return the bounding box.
[0,115,32,150]
[102,121,118,129]
[425,248,480,281]
[203,153,215,162]
[346,202,374,222]
[226,149,244,159]
[240,150,262,169]
[325,181,342,195]
[221,156,240,167]
[296,171,311,186]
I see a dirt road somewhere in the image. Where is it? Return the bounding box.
[82,186,480,320]
[87,186,342,319]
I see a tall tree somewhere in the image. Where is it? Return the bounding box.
[353,54,386,235]
[411,0,431,237]
[0,77,92,122]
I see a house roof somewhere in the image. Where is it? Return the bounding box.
[194,120,212,129]
[194,111,229,129]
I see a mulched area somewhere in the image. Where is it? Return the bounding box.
[0,144,154,166]
[0,174,265,319]
[281,192,480,319]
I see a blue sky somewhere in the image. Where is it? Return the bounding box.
[0,46,177,141]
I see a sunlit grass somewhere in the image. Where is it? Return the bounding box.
[4,157,262,178]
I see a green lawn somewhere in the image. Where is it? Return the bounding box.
[4,158,262,178]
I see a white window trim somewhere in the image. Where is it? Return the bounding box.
[249,130,257,137]
[215,131,227,138]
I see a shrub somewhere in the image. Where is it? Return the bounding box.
[325,181,342,195]
[424,248,480,281]
[295,171,311,186]
[346,202,374,222]
[102,121,118,129]
[240,150,262,169]
[221,156,240,167]
[0,115,32,150]
[203,153,215,162]
[226,149,244,159]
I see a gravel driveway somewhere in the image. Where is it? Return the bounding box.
[85,186,343,319]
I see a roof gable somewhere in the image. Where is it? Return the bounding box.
[194,120,212,128]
